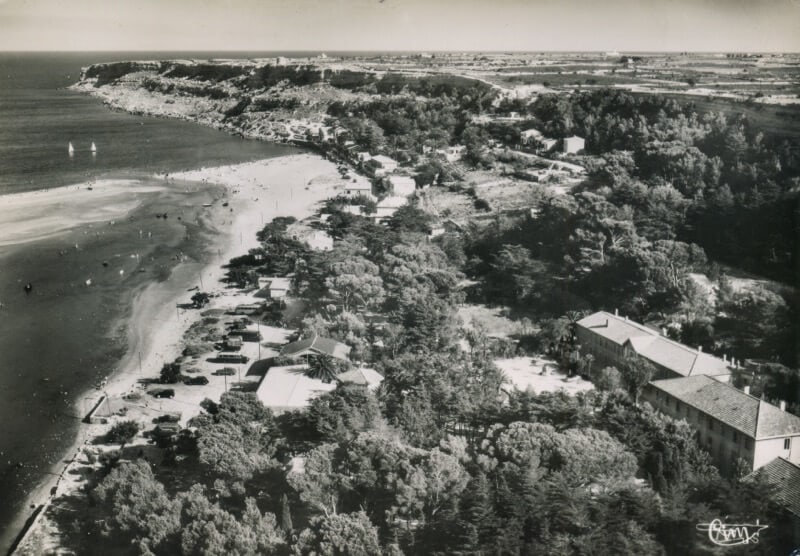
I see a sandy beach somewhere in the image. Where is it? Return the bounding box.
[0,180,167,248]
[8,152,346,554]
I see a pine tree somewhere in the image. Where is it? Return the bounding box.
[280,493,293,534]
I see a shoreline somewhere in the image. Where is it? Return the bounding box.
[7,152,344,555]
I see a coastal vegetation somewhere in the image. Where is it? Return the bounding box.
[47,196,796,555]
[29,55,800,554]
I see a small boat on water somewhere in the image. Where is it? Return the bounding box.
[68,142,75,155]
[91,142,97,153]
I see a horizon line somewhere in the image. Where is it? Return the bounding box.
[2,49,800,55]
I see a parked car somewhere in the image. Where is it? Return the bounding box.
[213,367,236,376]
[150,388,175,399]
[212,353,249,364]
[154,413,181,423]
[184,376,209,386]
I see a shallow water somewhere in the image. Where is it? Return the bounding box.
[0,52,299,547]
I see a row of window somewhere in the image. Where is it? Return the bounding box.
[656,391,755,450]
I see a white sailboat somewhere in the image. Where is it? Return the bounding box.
[90,142,97,153]
[68,142,75,155]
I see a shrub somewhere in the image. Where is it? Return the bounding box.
[106,420,140,444]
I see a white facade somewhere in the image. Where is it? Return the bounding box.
[388,175,417,197]
[563,136,586,154]
[371,155,399,174]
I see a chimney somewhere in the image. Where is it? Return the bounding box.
[624,316,629,322]
[661,327,667,336]
[780,401,786,412]
[723,354,727,363]
[614,308,619,316]
[743,385,750,395]
[697,345,702,353]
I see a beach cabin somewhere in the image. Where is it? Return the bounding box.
[388,175,417,197]
[256,365,336,414]
[280,335,352,361]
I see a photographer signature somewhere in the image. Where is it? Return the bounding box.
[696,518,768,546]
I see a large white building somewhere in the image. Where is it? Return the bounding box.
[575,311,733,381]
[644,375,800,474]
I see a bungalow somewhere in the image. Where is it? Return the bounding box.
[256,364,336,414]
[305,230,334,252]
[371,155,399,176]
[563,135,585,154]
[541,138,558,151]
[337,367,384,391]
[257,277,292,299]
[280,335,352,361]
[436,145,467,162]
[373,196,407,222]
[388,175,417,197]
[520,129,544,145]
[343,180,374,198]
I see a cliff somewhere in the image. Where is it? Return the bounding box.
[72,58,495,145]
[72,58,386,144]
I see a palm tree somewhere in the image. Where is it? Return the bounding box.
[307,355,346,383]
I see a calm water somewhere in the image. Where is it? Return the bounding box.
[0,52,300,547]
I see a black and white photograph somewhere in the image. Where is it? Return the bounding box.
[1,1,799,554]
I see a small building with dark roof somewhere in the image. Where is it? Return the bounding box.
[644,375,800,474]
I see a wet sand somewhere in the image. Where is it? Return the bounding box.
[6,153,346,554]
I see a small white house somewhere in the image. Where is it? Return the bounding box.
[344,180,374,198]
[371,155,399,176]
[520,129,544,144]
[541,138,558,151]
[388,175,417,197]
[373,196,407,221]
[305,230,334,251]
[257,277,292,299]
[563,136,585,154]
[436,145,467,162]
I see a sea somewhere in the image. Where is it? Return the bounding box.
[0,51,301,548]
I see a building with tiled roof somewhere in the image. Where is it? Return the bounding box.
[644,375,800,474]
[280,335,352,361]
[575,311,732,380]
[747,457,800,518]
[336,367,384,391]
[256,365,336,414]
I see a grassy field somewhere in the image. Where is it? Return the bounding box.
[654,93,800,138]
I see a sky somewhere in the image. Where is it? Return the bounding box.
[0,0,798,52]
